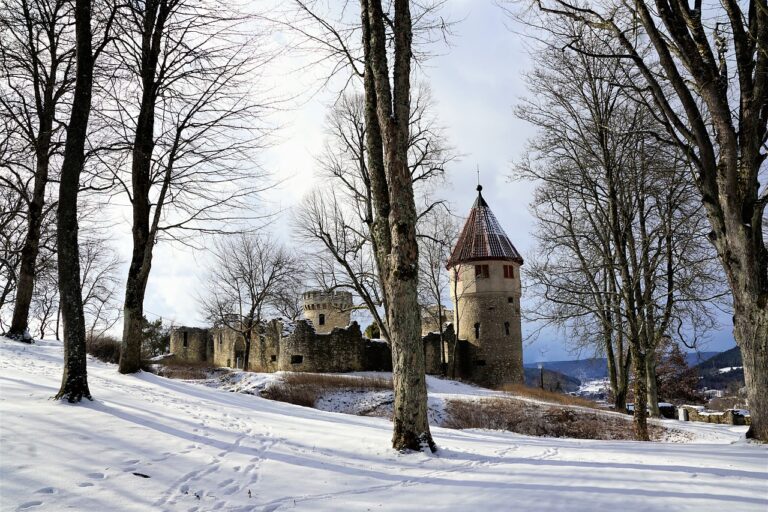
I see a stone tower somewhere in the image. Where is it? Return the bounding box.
[447,185,524,387]
[302,290,353,334]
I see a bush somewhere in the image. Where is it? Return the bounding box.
[445,397,664,441]
[261,373,392,407]
[152,358,218,380]
[86,335,121,364]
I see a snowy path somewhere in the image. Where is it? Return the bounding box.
[1,339,766,512]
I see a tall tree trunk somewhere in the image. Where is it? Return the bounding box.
[645,355,660,418]
[8,145,49,340]
[360,0,434,452]
[735,300,768,440]
[53,0,94,402]
[631,345,649,441]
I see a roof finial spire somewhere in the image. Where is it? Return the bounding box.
[476,164,482,193]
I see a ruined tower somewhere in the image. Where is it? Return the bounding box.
[447,185,524,387]
[302,290,353,334]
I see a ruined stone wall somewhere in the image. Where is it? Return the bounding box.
[278,320,365,372]
[681,406,751,426]
[170,327,211,363]
[450,260,523,388]
[302,290,353,334]
[211,322,281,372]
[362,340,392,372]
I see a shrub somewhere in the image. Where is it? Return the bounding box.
[261,373,392,408]
[445,397,664,441]
[153,359,218,380]
[86,335,121,364]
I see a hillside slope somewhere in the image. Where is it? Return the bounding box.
[1,338,766,512]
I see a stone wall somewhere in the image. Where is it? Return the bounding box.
[169,327,211,363]
[680,406,751,426]
[211,321,282,372]
[278,320,366,373]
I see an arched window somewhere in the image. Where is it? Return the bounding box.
[319,313,326,326]
[504,321,510,336]
[474,322,480,339]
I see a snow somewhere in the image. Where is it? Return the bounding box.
[2,338,767,512]
[718,366,743,374]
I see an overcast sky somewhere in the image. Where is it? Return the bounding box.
[124,0,736,362]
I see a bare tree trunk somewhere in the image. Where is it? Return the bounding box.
[631,344,649,441]
[645,355,660,418]
[8,147,48,340]
[360,0,434,452]
[735,301,768,440]
[53,0,94,402]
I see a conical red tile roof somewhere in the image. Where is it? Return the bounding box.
[447,185,523,268]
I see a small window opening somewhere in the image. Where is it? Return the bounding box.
[474,359,486,366]
[474,265,489,279]
[319,314,326,326]
[270,355,277,362]
[474,322,480,339]
[290,355,304,364]
[504,321,510,336]
[182,331,188,348]
[503,265,515,279]
[508,297,514,303]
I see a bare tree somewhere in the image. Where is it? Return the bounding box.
[102,0,274,373]
[53,0,117,402]
[0,0,74,340]
[360,0,435,452]
[511,0,768,442]
[514,24,725,438]
[417,208,459,372]
[0,185,27,327]
[198,233,302,371]
[296,87,454,343]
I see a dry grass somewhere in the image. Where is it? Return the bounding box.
[445,397,664,441]
[262,373,392,408]
[498,384,600,409]
[153,359,219,380]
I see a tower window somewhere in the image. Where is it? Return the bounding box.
[508,297,514,303]
[504,321,510,336]
[474,322,480,339]
[503,265,515,279]
[183,331,188,348]
[474,265,489,279]
[319,314,325,325]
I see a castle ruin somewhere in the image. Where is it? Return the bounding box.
[170,184,523,388]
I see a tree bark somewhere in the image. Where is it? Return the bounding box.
[645,355,661,418]
[735,300,768,440]
[8,147,49,341]
[631,346,649,441]
[53,0,94,402]
[360,0,434,452]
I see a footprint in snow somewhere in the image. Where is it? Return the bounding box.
[77,482,94,488]
[17,501,43,510]
[86,472,105,480]
[34,487,56,495]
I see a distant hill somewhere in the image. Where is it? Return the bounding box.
[695,346,741,370]
[523,367,581,393]
[695,346,744,391]
[525,351,719,382]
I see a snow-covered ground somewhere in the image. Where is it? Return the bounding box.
[1,338,767,512]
